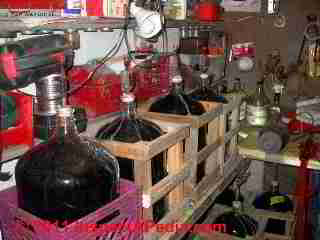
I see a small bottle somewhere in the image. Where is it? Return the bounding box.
[270,84,283,115]
[246,80,270,127]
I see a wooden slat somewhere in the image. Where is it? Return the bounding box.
[205,117,220,175]
[99,141,148,161]
[147,127,189,159]
[134,160,153,220]
[197,137,222,165]
[167,142,184,209]
[138,100,223,128]
[194,167,221,202]
[145,162,191,205]
[185,128,199,188]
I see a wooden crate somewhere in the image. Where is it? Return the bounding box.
[195,202,295,240]
[84,113,191,224]
[138,94,242,202]
[222,93,242,174]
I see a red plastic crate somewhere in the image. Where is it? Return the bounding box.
[0,179,142,240]
[68,66,122,119]
[0,92,33,150]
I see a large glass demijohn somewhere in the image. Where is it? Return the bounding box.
[15,106,120,226]
[96,93,168,222]
[148,75,207,182]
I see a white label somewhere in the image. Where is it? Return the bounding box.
[246,105,268,126]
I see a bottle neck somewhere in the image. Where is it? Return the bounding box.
[200,77,208,91]
[54,115,78,138]
[257,82,264,95]
[172,82,183,95]
[121,100,137,119]
[271,182,280,194]
[232,201,242,214]
[274,93,281,106]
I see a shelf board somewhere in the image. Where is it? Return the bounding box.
[238,126,320,170]
[0,17,223,34]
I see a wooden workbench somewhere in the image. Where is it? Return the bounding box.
[238,126,320,170]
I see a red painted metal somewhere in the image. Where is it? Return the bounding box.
[295,137,319,240]
[0,92,33,150]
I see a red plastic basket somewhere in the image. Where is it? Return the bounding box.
[0,179,142,240]
[0,92,33,150]
[68,67,122,119]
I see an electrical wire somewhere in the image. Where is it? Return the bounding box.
[9,0,169,98]
[16,25,125,100]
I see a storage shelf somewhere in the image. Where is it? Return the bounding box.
[238,126,320,171]
[0,16,223,34]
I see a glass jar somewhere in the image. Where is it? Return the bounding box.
[246,80,270,127]
[96,93,168,223]
[15,106,119,226]
[213,201,258,238]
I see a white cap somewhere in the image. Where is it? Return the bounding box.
[121,93,135,103]
[232,201,241,209]
[200,73,208,79]
[172,75,183,83]
[58,106,73,117]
